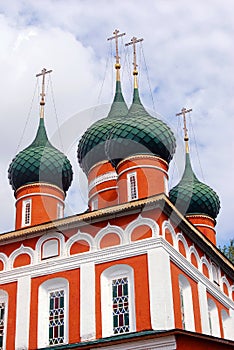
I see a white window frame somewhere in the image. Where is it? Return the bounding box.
[101,264,136,338]
[38,278,69,348]
[207,298,220,337]
[22,199,32,227]
[0,290,8,350]
[91,198,98,211]
[164,176,169,196]
[57,203,64,219]
[127,172,138,201]
[178,274,195,331]
[41,239,59,260]
[211,263,219,286]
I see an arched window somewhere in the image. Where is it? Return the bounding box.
[207,298,220,337]
[38,278,69,348]
[178,275,195,331]
[0,290,8,350]
[211,263,219,285]
[22,199,32,226]
[41,239,59,259]
[127,172,138,201]
[101,264,136,337]
[221,309,233,340]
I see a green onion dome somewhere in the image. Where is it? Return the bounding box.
[8,118,73,193]
[106,88,176,167]
[169,153,220,219]
[77,80,128,175]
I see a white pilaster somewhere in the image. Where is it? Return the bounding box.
[80,262,96,341]
[147,247,174,330]
[15,275,31,350]
[198,281,210,334]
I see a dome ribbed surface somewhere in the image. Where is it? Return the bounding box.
[169,153,220,219]
[77,80,128,175]
[106,88,176,167]
[8,118,73,193]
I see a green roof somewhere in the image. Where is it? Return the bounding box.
[169,153,220,219]
[8,118,73,193]
[106,88,176,167]
[77,80,128,174]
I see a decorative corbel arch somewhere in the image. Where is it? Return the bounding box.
[126,214,159,243]
[162,220,176,246]
[95,223,124,249]
[35,231,65,262]
[9,244,35,269]
[200,255,211,279]
[0,252,8,271]
[220,275,230,296]
[66,230,95,255]
[188,245,200,269]
[176,232,189,258]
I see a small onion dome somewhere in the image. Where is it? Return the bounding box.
[106,88,176,167]
[8,118,73,193]
[169,153,220,219]
[77,80,128,175]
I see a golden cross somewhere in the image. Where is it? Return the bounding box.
[107,29,126,66]
[125,36,144,74]
[176,107,192,152]
[36,68,52,107]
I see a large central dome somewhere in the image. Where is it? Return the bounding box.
[106,88,176,167]
[77,80,128,175]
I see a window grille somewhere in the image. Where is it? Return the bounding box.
[49,290,65,345]
[112,277,130,334]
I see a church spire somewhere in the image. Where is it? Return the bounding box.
[36,68,52,119]
[125,36,143,89]
[106,29,128,119]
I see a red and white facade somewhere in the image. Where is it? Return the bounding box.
[0,186,233,349]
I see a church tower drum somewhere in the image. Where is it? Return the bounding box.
[8,69,73,229]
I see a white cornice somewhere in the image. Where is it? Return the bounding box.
[0,236,233,309]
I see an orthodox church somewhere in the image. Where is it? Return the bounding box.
[0,31,233,350]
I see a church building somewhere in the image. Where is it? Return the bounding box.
[0,30,233,350]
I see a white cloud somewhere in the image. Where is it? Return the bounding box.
[0,0,233,247]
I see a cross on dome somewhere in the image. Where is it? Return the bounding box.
[125,36,144,88]
[176,107,192,153]
[36,68,52,119]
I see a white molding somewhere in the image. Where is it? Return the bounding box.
[88,172,117,192]
[93,335,177,350]
[38,277,69,348]
[118,164,168,178]
[198,282,210,334]
[188,245,200,267]
[66,230,95,255]
[15,275,31,350]
[9,244,35,269]
[179,274,195,331]
[0,253,8,271]
[126,214,159,242]
[96,223,125,249]
[0,236,233,310]
[89,186,118,201]
[161,220,176,246]
[176,233,189,258]
[16,192,64,205]
[101,264,136,338]
[35,231,65,262]
[207,298,221,337]
[80,262,96,341]
[147,248,174,330]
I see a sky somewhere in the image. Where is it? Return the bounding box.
[0,0,233,247]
